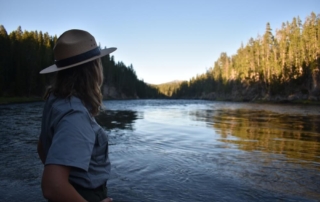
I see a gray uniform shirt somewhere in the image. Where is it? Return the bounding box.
[39,94,111,188]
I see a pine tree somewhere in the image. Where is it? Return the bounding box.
[0,25,9,96]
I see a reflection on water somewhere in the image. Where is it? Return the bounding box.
[199,108,320,163]
[104,101,320,201]
[0,100,320,202]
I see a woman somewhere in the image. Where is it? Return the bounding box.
[37,29,116,202]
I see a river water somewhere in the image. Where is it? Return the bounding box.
[0,100,320,202]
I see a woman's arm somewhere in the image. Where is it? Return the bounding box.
[42,164,87,202]
[37,140,45,164]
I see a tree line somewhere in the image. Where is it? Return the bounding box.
[169,12,320,100]
[0,25,164,99]
[2,12,319,101]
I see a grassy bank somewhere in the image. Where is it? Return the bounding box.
[0,97,43,105]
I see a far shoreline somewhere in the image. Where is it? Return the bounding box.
[1,96,320,106]
[0,97,43,105]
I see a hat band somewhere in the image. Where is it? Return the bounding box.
[55,47,101,68]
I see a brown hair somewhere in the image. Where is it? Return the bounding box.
[44,59,103,116]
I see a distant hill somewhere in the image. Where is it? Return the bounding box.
[153,80,185,97]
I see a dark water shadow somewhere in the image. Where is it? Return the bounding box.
[96,110,140,131]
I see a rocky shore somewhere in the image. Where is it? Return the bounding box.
[102,84,139,100]
[200,85,320,104]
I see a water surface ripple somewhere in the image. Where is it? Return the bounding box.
[0,100,320,202]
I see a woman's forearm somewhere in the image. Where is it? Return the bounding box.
[42,165,87,202]
[42,181,87,202]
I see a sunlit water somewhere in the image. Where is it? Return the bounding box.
[0,100,320,202]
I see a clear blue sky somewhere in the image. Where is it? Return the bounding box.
[1,0,319,84]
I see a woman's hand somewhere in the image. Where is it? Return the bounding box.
[100,198,113,202]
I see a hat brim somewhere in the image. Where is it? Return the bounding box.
[39,47,117,74]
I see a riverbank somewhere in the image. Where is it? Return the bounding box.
[0,97,43,105]
[1,95,320,106]
[198,91,320,105]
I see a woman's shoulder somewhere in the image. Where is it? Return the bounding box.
[47,94,89,116]
[43,94,95,129]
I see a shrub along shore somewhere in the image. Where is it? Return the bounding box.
[0,97,43,105]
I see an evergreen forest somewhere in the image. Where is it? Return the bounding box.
[158,12,320,102]
[1,12,320,103]
[0,26,163,100]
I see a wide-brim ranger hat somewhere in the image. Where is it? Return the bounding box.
[39,29,117,74]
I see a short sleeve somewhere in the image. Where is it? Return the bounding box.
[45,109,95,171]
